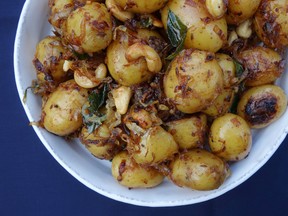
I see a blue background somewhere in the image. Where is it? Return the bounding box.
[1,1,288,215]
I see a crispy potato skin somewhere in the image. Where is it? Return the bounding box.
[238,47,284,87]
[253,0,288,49]
[237,85,287,129]
[115,0,168,13]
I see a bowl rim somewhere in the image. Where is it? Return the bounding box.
[13,0,288,207]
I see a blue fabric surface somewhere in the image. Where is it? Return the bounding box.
[1,0,288,215]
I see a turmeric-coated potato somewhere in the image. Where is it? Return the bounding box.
[163,49,224,114]
[63,2,113,53]
[209,113,252,161]
[111,151,165,188]
[237,85,287,128]
[42,80,88,136]
[166,114,207,150]
[169,149,230,190]
[161,0,227,52]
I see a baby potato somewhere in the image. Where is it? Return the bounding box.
[237,85,287,129]
[115,0,168,14]
[163,49,224,114]
[215,53,237,88]
[169,149,230,191]
[49,0,74,32]
[42,80,88,136]
[63,2,113,53]
[33,36,69,84]
[226,0,261,25]
[238,47,284,87]
[106,27,164,86]
[131,126,179,166]
[166,114,207,150]
[254,0,288,48]
[79,124,121,160]
[111,151,165,188]
[209,113,252,161]
[161,0,227,52]
[202,88,235,117]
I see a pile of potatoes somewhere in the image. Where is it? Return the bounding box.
[32,0,288,191]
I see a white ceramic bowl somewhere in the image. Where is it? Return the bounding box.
[14,0,288,207]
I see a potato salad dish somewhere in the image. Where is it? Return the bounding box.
[29,0,288,191]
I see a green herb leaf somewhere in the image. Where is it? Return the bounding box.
[166,10,187,60]
[233,60,244,77]
[73,51,90,60]
[82,84,108,133]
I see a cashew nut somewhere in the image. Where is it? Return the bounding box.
[125,43,162,73]
[106,0,134,22]
[63,60,73,72]
[112,86,132,114]
[205,0,227,18]
[228,30,238,46]
[74,63,107,88]
[236,19,252,39]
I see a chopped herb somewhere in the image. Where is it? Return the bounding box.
[82,84,108,133]
[166,10,187,60]
[73,51,90,60]
[234,60,244,77]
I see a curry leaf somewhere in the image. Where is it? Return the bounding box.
[233,59,244,77]
[87,84,108,113]
[166,10,187,60]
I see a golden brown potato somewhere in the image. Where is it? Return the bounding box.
[42,80,88,136]
[215,53,237,88]
[226,0,261,25]
[111,151,165,188]
[237,85,287,128]
[161,0,227,52]
[163,49,224,114]
[254,0,288,48]
[130,126,179,166]
[63,2,113,53]
[238,47,284,87]
[33,36,69,84]
[202,88,235,117]
[115,0,168,14]
[106,26,164,86]
[169,149,230,191]
[166,114,207,150]
[209,113,252,161]
[79,124,121,160]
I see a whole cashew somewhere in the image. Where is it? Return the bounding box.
[205,0,227,18]
[74,63,107,88]
[106,0,134,22]
[236,19,252,39]
[125,43,162,73]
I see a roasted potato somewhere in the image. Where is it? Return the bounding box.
[226,0,261,25]
[237,85,287,128]
[42,80,88,136]
[166,114,207,150]
[114,0,168,14]
[209,113,252,161]
[161,0,227,52]
[254,0,288,48]
[169,149,230,190]
[163,49,224,114]
[63,2,113,53]
[111,151,165,188]
[106,26,164,86]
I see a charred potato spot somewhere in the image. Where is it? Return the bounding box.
[237,85,287,129]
